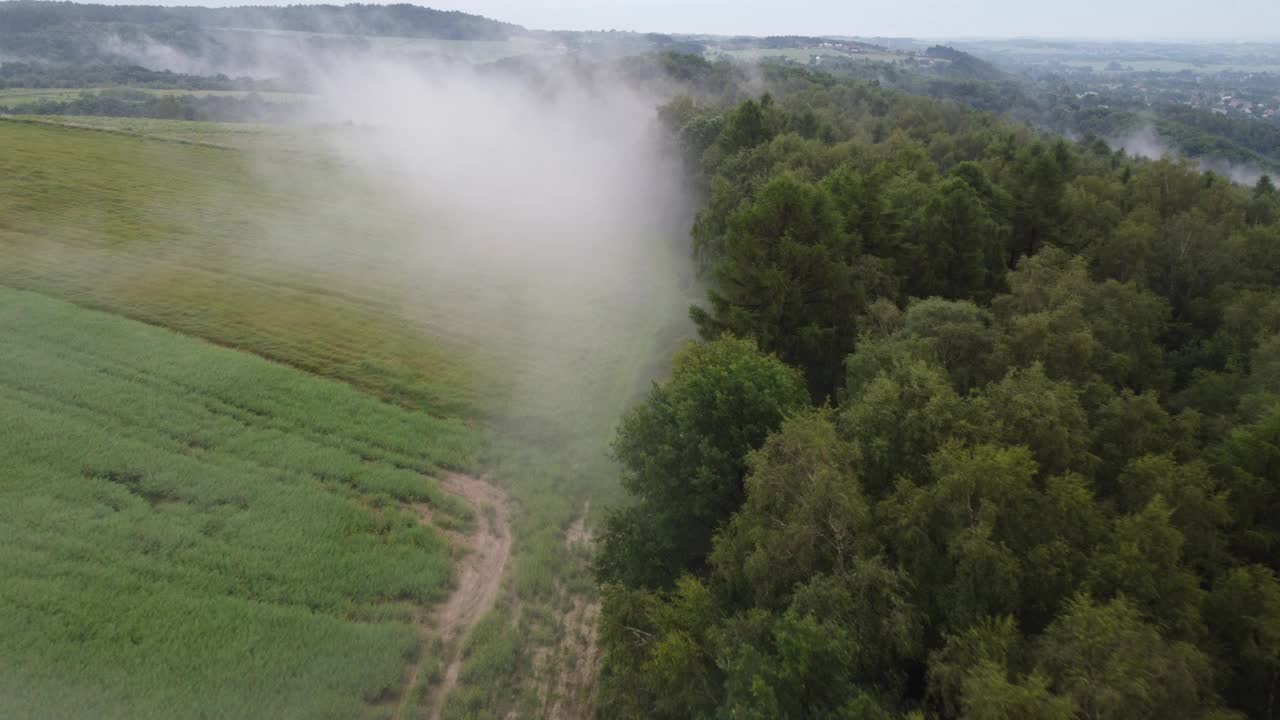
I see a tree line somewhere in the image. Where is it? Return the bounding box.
[0,88,298,123]
[0,62,277,92]
[596,65,1280,720]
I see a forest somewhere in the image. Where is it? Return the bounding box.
[1062,105,1280,174]
[595,63,1280,719]
[1167,103,1280,162]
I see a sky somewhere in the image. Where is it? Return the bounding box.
[94,0,1280,40]
[435,0,1278,39]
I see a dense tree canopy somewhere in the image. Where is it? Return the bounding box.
[597,336,809,589]
[597,65,1280,720]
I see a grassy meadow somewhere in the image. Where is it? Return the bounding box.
[0,286,482,719]
[0,114,693,717]
[0,114,329,151]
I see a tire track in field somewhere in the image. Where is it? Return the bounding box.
[536,501,603,720]
[399,472,512,720]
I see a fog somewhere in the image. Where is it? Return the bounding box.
[220,48,698,437]
[98,34,225,75]
[1110,124,1266,187]
[96,27,411,78]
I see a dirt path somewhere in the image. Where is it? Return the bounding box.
[537,500,603,720]
[394,472,512,720]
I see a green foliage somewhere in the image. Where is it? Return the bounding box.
[1219,409,1280,566]
[959,663,1075,720]
[1206,566,1280,719]
[978,364,1092,477]
[597,336,808,588]
[1037,595,1217,720]
[911,176,1006,300]
[714,93,783,158]
[840,355,974,494]
[692,172,866,399]
[601,68,1280,719]
[0,61,276,91]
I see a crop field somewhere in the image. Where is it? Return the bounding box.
[0,114,332,152]
[0,117,488,413]
[0,115,690,426]
[0,286,482,719]
[0,88,93,105]
[0,115,692,718]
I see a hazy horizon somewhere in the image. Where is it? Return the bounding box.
[71,0,1280,42]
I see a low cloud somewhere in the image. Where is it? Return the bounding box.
[1109,124,1267,187]
[231,49,697,430]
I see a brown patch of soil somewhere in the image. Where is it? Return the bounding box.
[534,501,604,719]
[391,473,512,720]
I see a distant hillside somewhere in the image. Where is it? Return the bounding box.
[0,1,527,68]
[0,1,523,40]
[925,44,1005,81]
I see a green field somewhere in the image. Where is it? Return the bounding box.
[0,88,97,104]
[0,114,313,150]
[0,116,685,421]
[0,286,481,719]
[0,114,691,718]
[0,117,487,414]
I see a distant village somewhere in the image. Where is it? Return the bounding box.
[1202,94,1278,119]
[1062,67,1280,124]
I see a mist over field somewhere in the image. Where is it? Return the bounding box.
[217,46,701,430]
[308,57,688,284]
[334,63,691,420]
[4,3,703,429]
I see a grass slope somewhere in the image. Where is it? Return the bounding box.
[0,117,485,415]
[0,287,483,719]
